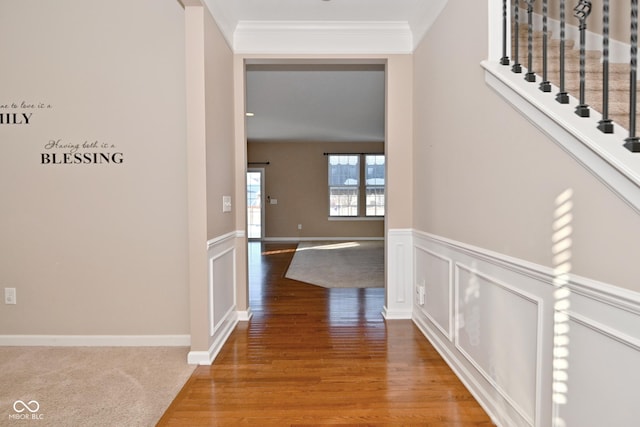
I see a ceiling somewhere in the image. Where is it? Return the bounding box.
[245,63,385,143]
[201,0,448,143]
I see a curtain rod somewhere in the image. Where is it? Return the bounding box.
[323,152,384,156]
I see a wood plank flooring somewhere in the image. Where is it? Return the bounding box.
[157,242,494,426]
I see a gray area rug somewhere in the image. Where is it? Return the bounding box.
[285,240,384,288]
[0,346,194,426]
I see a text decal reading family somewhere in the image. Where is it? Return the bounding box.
[0,101,52,125]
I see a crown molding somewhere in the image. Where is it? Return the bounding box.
[233,20,413,54]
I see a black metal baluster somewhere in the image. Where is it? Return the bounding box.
[556,0,570,103]
[525,0,537,82]
[598,0,614,133]
[540,0,552,91]
[512,0,523,73]
[502,0,511,65]
[625,0,640,151]
[574,1,592,117]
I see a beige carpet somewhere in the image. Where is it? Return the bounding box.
[285,240,384,288]
[0,346,194,427]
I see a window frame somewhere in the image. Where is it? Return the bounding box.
[327,153,385,219]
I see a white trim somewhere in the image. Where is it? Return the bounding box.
[482,60,640,215]
[209,245,236,337]
[384,229,413,320]
[233,20,413,55]
[0,335,191,347]
[237,308,253,322]
[413,314,505,427]
[207,230,242,249]
[566,311,640,352]
[188,312,238,365]
[381,306,413,320]
[454,263,541,427]
[414,244,454,340]
[413,229,640,427]
[415,230,640,304]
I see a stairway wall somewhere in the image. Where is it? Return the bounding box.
[414,0,640,293]
[412,2,640,426]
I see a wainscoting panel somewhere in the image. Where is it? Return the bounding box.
[188,231,240,365]
[411,230,640,427]
[384,229,414,319]
[551,283,640,427]
[209,245,236,337]
[554,316,640,427]
[414,245,452,339]
[455,264,540,426]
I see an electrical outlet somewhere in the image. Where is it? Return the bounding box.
[222,196,232,213]
[298,224,302,230]
[416,281,426,306]
[4,288,16,305]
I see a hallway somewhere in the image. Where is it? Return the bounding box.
[158,242,493,426]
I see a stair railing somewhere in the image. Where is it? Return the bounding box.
[501,0,510,65]
[574,0,592,118]
[626,0,640,151]
[502,0,640,153]
[540,0,552,92]
[598,0,614,133]
[512,0,522,73]
[525,0,537,82]
[556,0,570,104]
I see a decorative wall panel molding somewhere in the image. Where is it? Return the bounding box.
[411,230,640,427]
[383,229,413,319]
[189,231,242,365]
[414,245,453,340]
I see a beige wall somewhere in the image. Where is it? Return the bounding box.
[205,8,236,240]
[414,0,640,292]
[247,141,384,239]
[0,0,189,334]
[385,55,413,230]
[183,3,238,352]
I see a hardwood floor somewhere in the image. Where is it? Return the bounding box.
[157,242,494,426]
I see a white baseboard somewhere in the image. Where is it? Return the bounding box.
[188,314,238,365]
[381,306,412,320]
[237,308,253,321]
[0,334,191,347]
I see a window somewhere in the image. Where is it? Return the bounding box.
[365,155,385,216]
[328,154,385,217]
[328,155,359,216]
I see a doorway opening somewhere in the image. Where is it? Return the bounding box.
[247,168,264,240]
[243,60,387,308]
